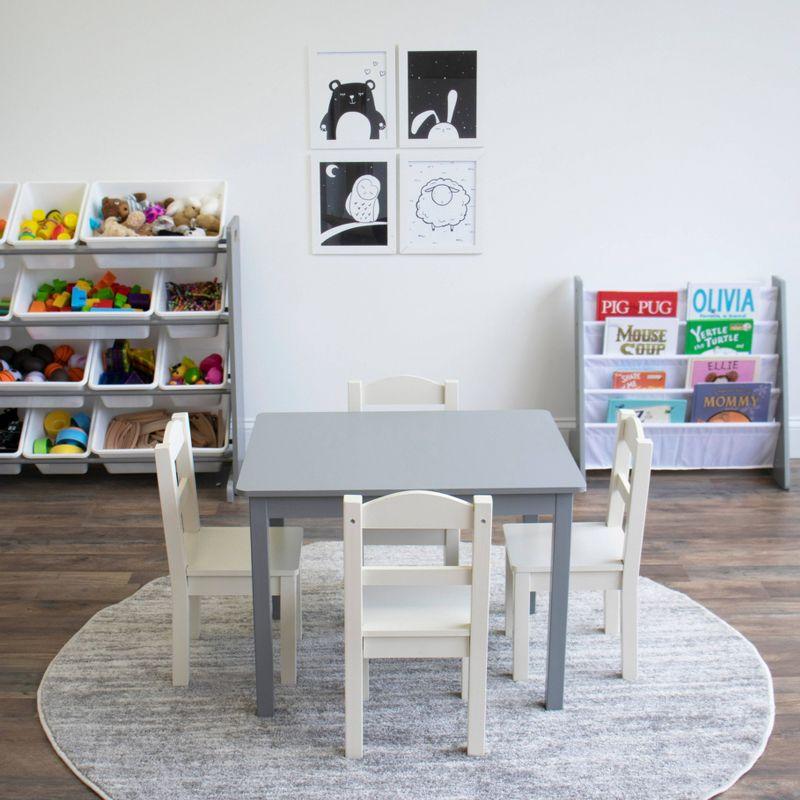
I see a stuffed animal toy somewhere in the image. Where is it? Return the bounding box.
[102,197,129,222]
[196,213,220,235]
[172,204,200,228]
[100,218,138,237]
[124,210,146,231]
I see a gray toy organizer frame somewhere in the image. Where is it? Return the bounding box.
[0,216,246,498]
[570,275,790,490]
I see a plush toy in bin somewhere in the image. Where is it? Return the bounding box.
[168,353,224,386]
[28,270,151,313]
[0,343,85,383]
[18,208,79,241]
[99,340,155,385]
[91,191,222,239]
[33,408,91,455]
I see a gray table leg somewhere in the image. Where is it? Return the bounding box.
[523,515,538,614]
[545,493,573,710]
[250,498,275,717]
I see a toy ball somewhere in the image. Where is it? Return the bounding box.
[20,355,46,374]
[44,362,63,379]
[0,345,15,363]
[68,353,86,369]
[12,348,33,370]
[183,366,202,385]
[32,344,54,363]
[24,371,46,382]
[53,345,74,365]
[67,367,84,382]
[0,370,15,382]
[0,359,10,371]
[205,366,223,384]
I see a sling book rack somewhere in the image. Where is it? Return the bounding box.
[571,275,790,489]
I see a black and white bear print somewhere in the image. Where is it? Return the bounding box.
[320,79,386,140]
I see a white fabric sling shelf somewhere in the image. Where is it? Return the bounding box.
[571,276,790,488]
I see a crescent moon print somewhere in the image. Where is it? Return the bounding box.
[407,50,477,142]
[315,160,391,251]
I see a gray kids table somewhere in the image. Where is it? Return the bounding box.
[236,409,586,717]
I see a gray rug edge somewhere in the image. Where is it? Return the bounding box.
[36,541,776,800]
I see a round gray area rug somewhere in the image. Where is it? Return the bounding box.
[39,542,773,800]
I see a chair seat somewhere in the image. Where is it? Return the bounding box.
[504,521,625,573]
[185,526,303,577]
[363,585,471,637]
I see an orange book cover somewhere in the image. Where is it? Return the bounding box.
[612,371,667,389]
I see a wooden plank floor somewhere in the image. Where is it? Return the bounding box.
[0,465,797,799]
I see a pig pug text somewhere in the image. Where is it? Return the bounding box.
[615,325,669,355]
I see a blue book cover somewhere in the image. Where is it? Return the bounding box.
[691,382,772,423]
[606,398,687,424]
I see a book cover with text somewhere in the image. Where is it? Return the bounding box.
[690,382,771,423]
[596,291,678,321]
[684,319,754,355]
[685,356,760,388]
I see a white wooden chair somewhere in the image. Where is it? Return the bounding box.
[344,491,492,758]
[503,410,653,682]
[348,376,461,565]
[154,412,303,687]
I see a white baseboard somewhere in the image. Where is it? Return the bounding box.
[243,415,800,459]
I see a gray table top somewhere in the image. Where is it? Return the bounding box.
[237,409,585,498]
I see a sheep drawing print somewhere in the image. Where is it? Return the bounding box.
[311,154,396,254]
[399,154,480,253]
[400,49,479,147]
[308,47,395,148]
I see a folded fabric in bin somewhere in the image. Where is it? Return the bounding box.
[104,410,224,450]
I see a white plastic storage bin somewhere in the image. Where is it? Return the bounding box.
[584,320,779,356]
[585,421,781,471]
[0,182,21,269]
[155,262,226,338]
[0,408,28,475]
[80,180,227,268]
[88,333,162,408]
[0,334,94,408]
[0,266,21,340]
[157,329,228,407]
[12,266,160,339]
[8,182,89,269]
[91,396,229,474]
[23,402,95,475]
[582,287,779,323]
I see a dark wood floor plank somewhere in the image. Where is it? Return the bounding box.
[0,464,797,798]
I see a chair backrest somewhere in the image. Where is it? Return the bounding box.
[606,410,654,572]
[154,412,201,581]
[347,376,459,411]
[343,491,492,632]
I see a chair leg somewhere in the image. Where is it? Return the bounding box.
[466,648,487,756]
[363,658,369,701]
[621,582,638,680]
[512,572,530,681]
[604,589,620,635]
[272,595,281,621]
[461,657,469,700]
[189,596,201,640]
[172,583,190,687]
[444,529,459,566]
[345,639,364,758]
[504,555,513,637]
[279,576,298,686]
[296,581,303,641]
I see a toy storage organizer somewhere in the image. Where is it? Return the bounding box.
[571,276,791,490]
[0,217,245,496]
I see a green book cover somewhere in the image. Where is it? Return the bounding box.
[684,319,754,355]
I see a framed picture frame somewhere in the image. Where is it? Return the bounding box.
[307,45,396,149]
[310,152,396,254]
[398,151,481,254]
[398,47,481,148]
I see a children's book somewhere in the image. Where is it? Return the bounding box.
[684,356,760,388]
[603,317,679,356]
[596,291,678,321]
[690,382,772,423]
[612,371,667,389]
[687,283,760,319]
[606,398,687,423]
[684,319,753,355]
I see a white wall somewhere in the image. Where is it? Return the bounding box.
[1,0,798,448]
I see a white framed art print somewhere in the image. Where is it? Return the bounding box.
[308,45,396,149]
[399,48,481,147]
[399,151,480,254]
[310,152,396,254]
